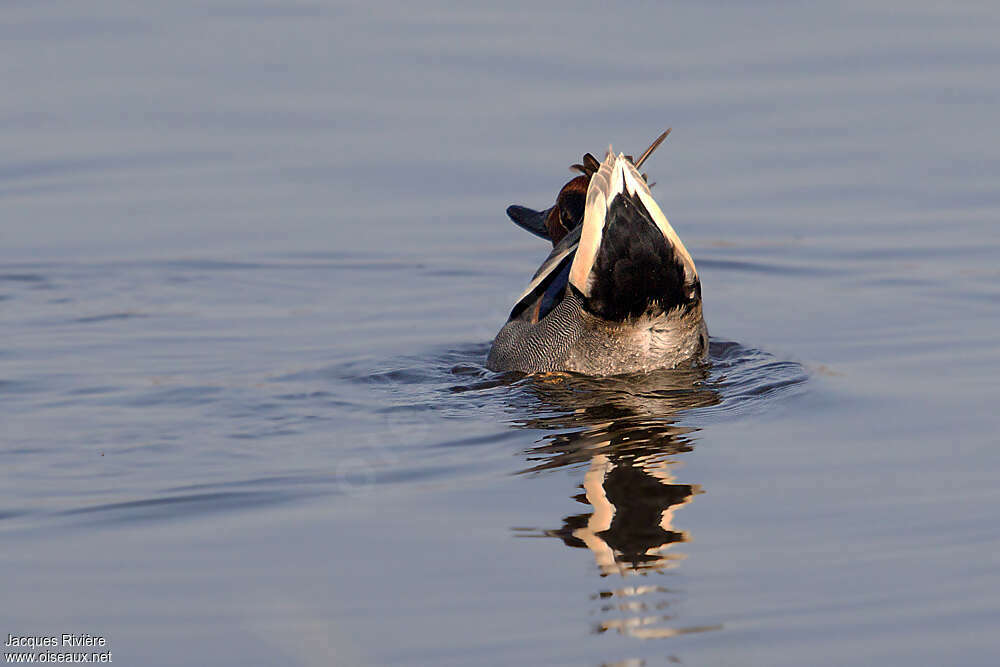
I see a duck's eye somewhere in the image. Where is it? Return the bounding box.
[560,208,573,230]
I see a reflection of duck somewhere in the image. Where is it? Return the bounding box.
[544,451,698,580]
[512,369,722,641]
[488,132,708,375]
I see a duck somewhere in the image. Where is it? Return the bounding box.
[487,131,708,375]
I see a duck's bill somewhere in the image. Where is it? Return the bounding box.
[506,205,553,241]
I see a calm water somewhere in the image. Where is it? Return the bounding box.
[3,1,999,665]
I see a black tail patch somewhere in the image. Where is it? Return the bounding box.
[584,192,694,322]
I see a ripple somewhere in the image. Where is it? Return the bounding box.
[318,343,494,388]
[67,385,122,396]
[698,257,841,277]
[124,385,225,408]
[345,339,805,414]
[0,273,47,283]
[701,340,809,418]
[344,338,806,471]
[73,311,148,324]
[56,490,296,526]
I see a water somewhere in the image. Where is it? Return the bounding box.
[2,1,999,665]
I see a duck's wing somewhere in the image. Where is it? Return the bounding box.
[506,205,553,241]
[507,224,581,322]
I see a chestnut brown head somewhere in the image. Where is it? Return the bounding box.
[543,175,588,244]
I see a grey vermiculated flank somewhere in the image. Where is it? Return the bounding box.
[486,289,585,373]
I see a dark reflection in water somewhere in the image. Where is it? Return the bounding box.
[510,365,726,640]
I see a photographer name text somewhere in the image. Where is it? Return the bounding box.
[6,636,104,650]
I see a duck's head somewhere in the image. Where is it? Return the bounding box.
[506,130,670,246]
[507,174,588,245]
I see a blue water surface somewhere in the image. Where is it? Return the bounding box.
[2,2,999,665]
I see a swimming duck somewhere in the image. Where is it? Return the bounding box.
[487,131,707,375]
